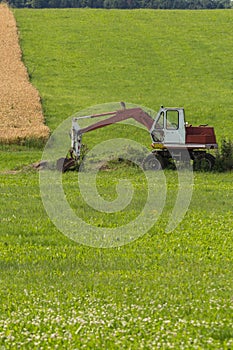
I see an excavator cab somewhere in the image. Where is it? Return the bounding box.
[150,107,186,145]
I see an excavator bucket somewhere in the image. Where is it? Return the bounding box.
[56,157,76,172]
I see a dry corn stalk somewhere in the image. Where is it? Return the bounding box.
[0,4,50,143]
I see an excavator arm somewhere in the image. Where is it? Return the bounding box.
[70,106,154,159]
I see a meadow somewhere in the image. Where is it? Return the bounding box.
[0,8,233,349]
[14,9,233,136]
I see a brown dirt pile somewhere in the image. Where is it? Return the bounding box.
[0,4,50,143]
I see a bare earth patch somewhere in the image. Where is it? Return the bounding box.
[0,4,49,143]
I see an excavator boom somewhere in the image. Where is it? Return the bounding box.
[76,108,153,135]
[71,106,154,159]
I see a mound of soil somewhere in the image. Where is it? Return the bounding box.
[0,4,49,143]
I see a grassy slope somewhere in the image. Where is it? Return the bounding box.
[0,9,233,349]
[14,9,233,138]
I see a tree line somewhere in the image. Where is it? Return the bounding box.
[3,0,232,8]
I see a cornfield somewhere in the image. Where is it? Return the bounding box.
[0,4,49,144]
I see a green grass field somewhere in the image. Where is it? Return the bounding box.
[0,9,233,349]
[14,9,233,136]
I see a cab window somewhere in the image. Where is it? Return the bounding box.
[155,112,164,129]
[166,110,179,130]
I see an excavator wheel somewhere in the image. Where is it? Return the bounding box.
[56,157,76,172]
[193,153,215,171]
[142,153,164,171]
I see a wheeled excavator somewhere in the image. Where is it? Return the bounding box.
[57,103,217,172]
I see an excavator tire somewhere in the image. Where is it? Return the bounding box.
[142,153,164,171]
[193,153,215,171]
